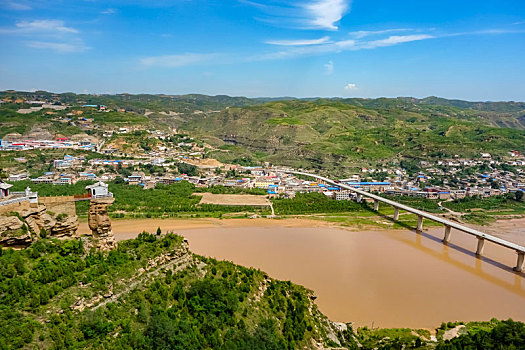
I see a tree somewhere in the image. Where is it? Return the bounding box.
[516,190,524,202]
[156,227,162,236]
[114,176,125,185]
[39,228,48,239]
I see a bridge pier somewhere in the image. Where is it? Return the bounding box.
[393,207,399,220]
[374,200,379,211]
[515,252,525,272]
[443,225,452,244]
[416,215,423,233]
[476,237,485,257]
[356,194,362,203]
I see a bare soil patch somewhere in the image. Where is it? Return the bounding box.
[197,192,270,206]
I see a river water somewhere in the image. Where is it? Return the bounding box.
[79,218,525,328]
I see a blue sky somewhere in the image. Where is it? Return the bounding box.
[0,0,524,100]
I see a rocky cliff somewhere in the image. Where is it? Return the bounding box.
[87,197,116,251]
[0,215,31,246]
[0,204,79,247]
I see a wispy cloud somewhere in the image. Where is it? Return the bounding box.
[349,28,412,39]
[2,0,31,10]
[26,40,88,53]
[241,0,352,31]
[140,53,221,67]
[141,25,519,69]
[0,19,88,53]
[266,36,331,46]
[0,19,78,35]
[361,34,435,49]
[254,33,433,61]
[15,19,78,33]
[304,0,351,30]
[344,83,357,90]
[101,8,117,15]
[324,60,334,75]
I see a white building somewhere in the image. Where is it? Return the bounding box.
[86,181,113,198]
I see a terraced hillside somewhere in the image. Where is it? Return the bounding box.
[177,100,525,171]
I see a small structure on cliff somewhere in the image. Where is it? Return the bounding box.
[86,181,113,199]
[86,183,116,251]
[0,180,13,198]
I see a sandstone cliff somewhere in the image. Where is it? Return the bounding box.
[0,215,31,246]
[87,197,116,251]
[0,204,79,247]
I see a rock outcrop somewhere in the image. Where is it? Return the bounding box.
[0,215,31,246]
[21,205,78,238]
[51,215,79,238]
[21,206,54,234]
[0,204,79,247]
[87,198,116,251]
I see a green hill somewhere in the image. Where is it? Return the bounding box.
[177,99,525,172]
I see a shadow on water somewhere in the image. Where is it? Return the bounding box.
[362,205,525,297]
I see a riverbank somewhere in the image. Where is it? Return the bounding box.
[78,216,525,246]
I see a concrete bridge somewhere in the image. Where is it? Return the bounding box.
[286,170,525,273]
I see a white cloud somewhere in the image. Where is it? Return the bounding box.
[2,1,31,10]
[101,8,117,15]
[362,34,434,49]
[15,20,78,34]
[335,39,356,48]
[349,28,411,39]
[324,60,334,75]
[304,0,351,30]
[26,40,88,53]
[241,0,351,31]
[266,36,331,46]
[0,19,88,53]
[140,53,220,67]
[344,83,357,90]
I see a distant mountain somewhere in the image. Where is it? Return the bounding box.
[417,96,525,113]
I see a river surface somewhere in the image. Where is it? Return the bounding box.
[79,218,525,328]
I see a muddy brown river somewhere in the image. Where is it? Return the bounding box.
[79,218,525,328]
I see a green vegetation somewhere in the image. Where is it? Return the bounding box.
[436,319,525,349]
[381,195,442,213]
[9,180,95,197]
[273,192,368,215]
[442,194,525,213]
[356,326,428,349]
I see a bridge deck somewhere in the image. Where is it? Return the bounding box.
[287,171,525,254]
